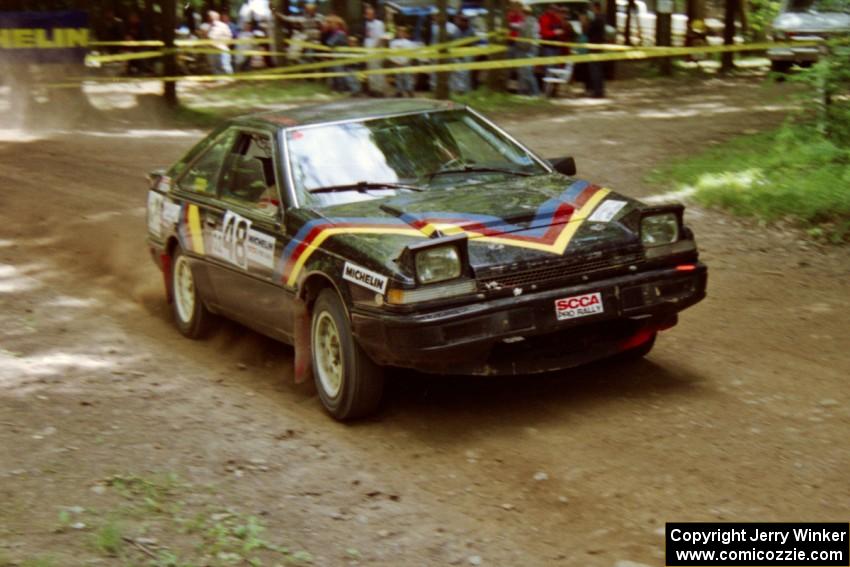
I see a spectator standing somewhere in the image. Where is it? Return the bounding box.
[538,4,566,57]
[363,4,387,96]
[222,13,240,38]
[516,4,540,96]
[97,8,124,52]
[234,21,256,71]
[301,3,325,46]
[506,2,524,58]
[325,15,350,92]
[586,1,606,97]
[450,15,476,93]
[207,10,234,75]
[124,11,151,75]
[428,12,458,92]
[389,26,418,97]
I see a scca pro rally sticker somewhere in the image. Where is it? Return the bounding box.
[555,292,604,321]
[343,262,388,294]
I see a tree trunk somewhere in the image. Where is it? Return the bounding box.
[271,0,290,67]
[162,0,178,106]
[484,0,502,91]
[606,0,617,28]
[435,0,450,100]
[143,0,156,40]
[720,0,736,72]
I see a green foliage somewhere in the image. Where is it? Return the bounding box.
[652,38,850,242]
[746,0,782,41]
[649,124,850,241]
[791,38,850,143]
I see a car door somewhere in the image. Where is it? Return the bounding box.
[171,127,240,312]
[203,128,296,341]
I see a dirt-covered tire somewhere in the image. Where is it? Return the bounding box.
[311,289,384,420]
[170,246,215,339]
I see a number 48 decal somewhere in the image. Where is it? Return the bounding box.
[213,211,252,269]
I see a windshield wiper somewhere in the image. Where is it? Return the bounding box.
[308,181,424,194]
[427,166,533,180]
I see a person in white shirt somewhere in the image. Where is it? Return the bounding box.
[363,4,387,96]
[206,10,234,74]
[389,26,418,97]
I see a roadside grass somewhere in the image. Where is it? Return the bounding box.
[38,472,317,566]
[648,122,850,242]
[175,80,339,126]
[92,520,124,556]
[189,80,338,108]
[449,87,552,113]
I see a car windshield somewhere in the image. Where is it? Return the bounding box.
[286,109,548,207]
[787,0,849,12]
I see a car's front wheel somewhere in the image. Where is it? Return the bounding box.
[311,289,384,420]
[170,247,215,339]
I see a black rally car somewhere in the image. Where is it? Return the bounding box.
[146,99,707,420]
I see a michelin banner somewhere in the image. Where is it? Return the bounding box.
[0,11,88,64]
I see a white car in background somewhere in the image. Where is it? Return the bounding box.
[768,0,850,71]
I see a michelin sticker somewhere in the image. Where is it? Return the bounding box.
[343,262,388,294]
[162,201,181,225]
[246,229,276,269]
[588,200,627,223]
[147,191,164,237]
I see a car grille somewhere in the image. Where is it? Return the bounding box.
[475,251,645,292]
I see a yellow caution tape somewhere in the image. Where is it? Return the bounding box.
[88,39,165,47]
[510,36,635,51]
[84,42,504,67]
[56,41,819,88]
[89,37,272,48]
[86,50,167,64]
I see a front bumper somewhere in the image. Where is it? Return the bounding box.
[351,263,707,375]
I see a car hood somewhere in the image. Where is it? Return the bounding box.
[773,11,850,33]
[284,175,645,283]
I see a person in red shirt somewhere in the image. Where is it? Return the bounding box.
[538,3,573,70]
[540,6,566,42]
[506,1,525,58]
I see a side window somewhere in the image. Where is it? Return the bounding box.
[178,129,238,195]
[222,131,281,218]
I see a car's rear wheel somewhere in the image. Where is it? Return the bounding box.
[170,247,215,339]
[311,289,384,420]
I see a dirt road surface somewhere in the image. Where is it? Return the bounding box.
[1,77,848,566]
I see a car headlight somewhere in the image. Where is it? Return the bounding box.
[415,245,461,284]
[641,213,679,247]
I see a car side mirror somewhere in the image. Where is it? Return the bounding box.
[549,157,577,177]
